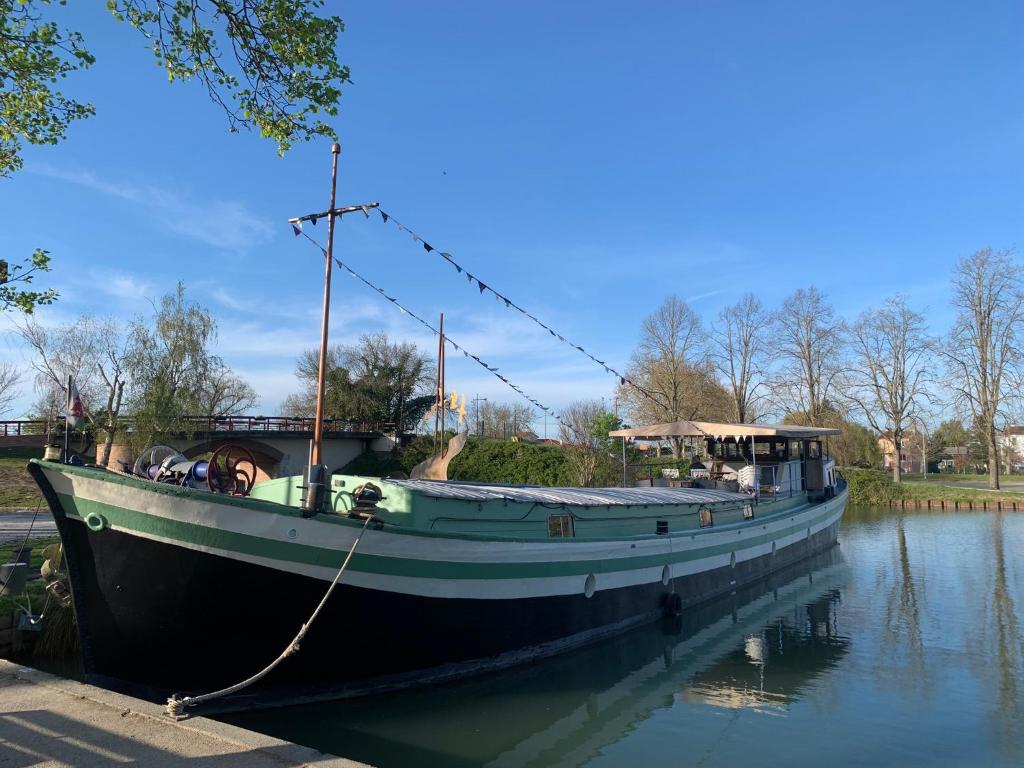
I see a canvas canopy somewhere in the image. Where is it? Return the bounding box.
[608,420,841,440]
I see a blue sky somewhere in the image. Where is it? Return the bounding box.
[1,1,1021,429]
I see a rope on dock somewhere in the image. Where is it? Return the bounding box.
[166,513,374,718]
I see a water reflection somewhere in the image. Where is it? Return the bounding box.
[989,513,1023,759]
[226,548,849,768]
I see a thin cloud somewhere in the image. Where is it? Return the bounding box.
[29,164,273,251]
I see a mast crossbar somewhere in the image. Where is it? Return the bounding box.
[289,202,380,225]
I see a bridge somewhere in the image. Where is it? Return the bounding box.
[0,417,401,481]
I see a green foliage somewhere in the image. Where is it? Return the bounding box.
[0,1,96,177]
[0,249,57,312]
[286,333,434,432]
[450,439,569,486]
[123,282,218,446]
[106,0,349,154]
[842,468,904,506]
[339,436,571,487]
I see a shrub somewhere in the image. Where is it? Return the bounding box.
[841,467,905,506]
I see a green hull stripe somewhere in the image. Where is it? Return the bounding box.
[54,491,843,581]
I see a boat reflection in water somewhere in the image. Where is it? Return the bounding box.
[225,546,850,768]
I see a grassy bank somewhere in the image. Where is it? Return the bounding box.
[0,535,60,616]
[0,457,44,511]
[842,467,1024,507]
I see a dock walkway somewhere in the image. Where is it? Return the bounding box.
[0,660,368,767]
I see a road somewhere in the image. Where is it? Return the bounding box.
[0,512,58,545]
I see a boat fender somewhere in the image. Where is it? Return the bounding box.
[84,512,108,532]
[664,591,683,617]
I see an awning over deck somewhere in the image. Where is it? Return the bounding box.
[608,420,841,440]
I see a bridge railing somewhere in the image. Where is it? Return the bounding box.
[0,416,395,436]
[171,416,396,434]
[0,420,49,437]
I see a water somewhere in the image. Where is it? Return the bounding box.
[224,508,1024,767]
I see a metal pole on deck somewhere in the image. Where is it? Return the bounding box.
[751,435,757,501]
[622,437,627,487]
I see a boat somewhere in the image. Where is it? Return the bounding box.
[26,147,848,713]
[28,418,846,711]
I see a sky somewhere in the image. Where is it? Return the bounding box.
[1,1,1021,432]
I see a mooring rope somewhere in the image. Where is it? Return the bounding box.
[166,513,374,718]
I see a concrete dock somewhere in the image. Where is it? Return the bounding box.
[0,660,368,767]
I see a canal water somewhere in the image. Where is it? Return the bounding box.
[224,507,1024,767]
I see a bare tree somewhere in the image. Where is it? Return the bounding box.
[773,286,846,426]
[15,313,129,465]
[198,367,258,420]
[559,400,613,487]
[0,362,21,417]
[942,248,1024,490]
[712,293,769,423]
[846,296,932,482]
[468,400,535,439]
[618,295,731,457]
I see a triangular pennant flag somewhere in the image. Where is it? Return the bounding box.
[478,281,487,294]
[467,273,473,284]
[423,242,434,253]
[503,298,511,308]
[292,224,301,236]
[557,334,564,342]
[360,205,371,218]
[380,211,389,224]
[549,329,556,337]
[310,216,317,226]
[620,377,626,386]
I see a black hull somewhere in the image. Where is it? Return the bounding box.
[50,512,840,711]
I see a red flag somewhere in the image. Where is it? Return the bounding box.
[67,379,84,429]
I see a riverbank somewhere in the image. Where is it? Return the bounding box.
[0,660,367,766]
[843,467,1024,507]
[0,457,44,511]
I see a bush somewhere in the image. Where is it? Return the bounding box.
[339,436,571,486]
[450,439,569,486]
[841,467,905,506]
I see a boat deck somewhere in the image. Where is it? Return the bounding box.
[383,479,750,506]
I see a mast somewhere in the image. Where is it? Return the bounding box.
[294,144,379,516]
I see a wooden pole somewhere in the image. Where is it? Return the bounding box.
[304,143,341,514]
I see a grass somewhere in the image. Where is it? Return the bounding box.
[898,472,1024,484]
[1,535,61,617]
[0,457,45,512]
[843,467,1024,507]
[898,481,1024,503]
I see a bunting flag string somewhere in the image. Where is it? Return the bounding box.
[293,228,564,426]
[373,208,664,409]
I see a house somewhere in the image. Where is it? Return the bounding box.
[997,427,1024,472]
[877,430,926,474]
[937,446,970,473]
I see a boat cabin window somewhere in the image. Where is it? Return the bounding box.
[699,508,714,528]
[807,441,821,459]
[789,441,802,460]
[548,514,575,538]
